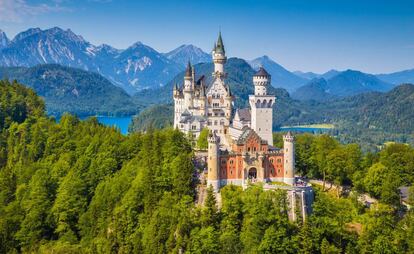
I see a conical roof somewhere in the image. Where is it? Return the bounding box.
[185,61,192,77]
[214,32,225,54]
[254,67,270,77]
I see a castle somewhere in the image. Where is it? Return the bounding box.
[173,33,297,192]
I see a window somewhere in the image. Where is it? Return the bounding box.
[270,158,274,163]
[229,160,234,165]
[191,125,196,130]
[221,159,226,164]
[214,121,218,126]
[253,147,256,152]
[208,121,212,126]
[271,169,274,174]
[277,159,282,163]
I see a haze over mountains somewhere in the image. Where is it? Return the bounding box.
[1,27,413,98]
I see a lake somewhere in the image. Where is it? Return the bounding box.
[79,116,133,135]
[74,116,332,136]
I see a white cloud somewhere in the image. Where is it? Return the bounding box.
[0,0,67,23]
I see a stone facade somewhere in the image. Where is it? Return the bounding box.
[174,33,296,191]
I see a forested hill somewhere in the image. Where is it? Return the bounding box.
[328,84,414,134]
[0,64,142,116]
[1,81,414,253]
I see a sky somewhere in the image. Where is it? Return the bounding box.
[0,0,413,74]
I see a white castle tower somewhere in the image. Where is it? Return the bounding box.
[283,131,295,185]
[249,67,275,145]
[183,62,194,109]
[212,32,226,77]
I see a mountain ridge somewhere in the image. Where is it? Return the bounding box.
[0,64,142,116]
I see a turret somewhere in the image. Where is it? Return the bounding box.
[212,32,227,76]
[207,131,220,192]
[253,67,270,96]
[283,131,295,185]
[249,66,275,145]
[184,61,193,91]
[184,61,193,108]
[173,83,180,97]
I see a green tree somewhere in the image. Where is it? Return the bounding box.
[197,128,209,150]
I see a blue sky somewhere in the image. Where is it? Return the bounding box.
[0,0,413,73]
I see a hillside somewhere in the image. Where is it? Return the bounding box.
[291,78,335,101]
[292,70,394,101]
[0,64,141,116]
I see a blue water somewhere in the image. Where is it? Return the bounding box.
[79,116,132,135]
[96,116,132,135]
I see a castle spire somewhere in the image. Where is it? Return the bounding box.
[215,31,225,54]
[185,61,192,78]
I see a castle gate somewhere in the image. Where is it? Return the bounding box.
[248,167,257,180]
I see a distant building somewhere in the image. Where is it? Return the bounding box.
[173,33,313,219]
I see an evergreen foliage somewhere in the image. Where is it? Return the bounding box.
[1,81,414,253]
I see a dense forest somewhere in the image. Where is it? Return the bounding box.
[1,80,414,253]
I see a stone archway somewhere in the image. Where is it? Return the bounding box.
[248,167,257,180]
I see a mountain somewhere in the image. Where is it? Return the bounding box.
[0,27,182,94]
[376,69,414,85]
[291,78,336,101]
[333,84,414,134]
[327,70,393,96]
[320,69,340,79]
[293,69,394,101]
[249,56,307,92]
[0,29,9,49]
[164,44,211,67]
[293,71,320,80]
[110,42,181,93]
[0,64,141,116]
